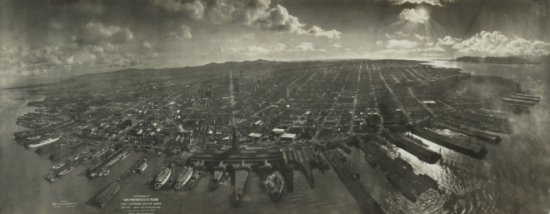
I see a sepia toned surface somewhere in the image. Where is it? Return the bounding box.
[1,0,549,214]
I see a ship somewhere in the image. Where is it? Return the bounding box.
[119,151,130,161]
[27,136,61,148]
[209,161,226,191]
[186,161,205,190]
[44,172,55,183]
[186,169,204,190]
[335,148,347,161]
[103,150,129,169]
[52,162,67,169]
[136,159,148,173]
[174,167,194,190]
[265,170,285,202]
[405,133,429,148]
[386,172,417,202]
[27,135,41,140]
[57,166,74,176]
[365,153,378,167]
[232,161,251,207]
[99,169,110,177]
[316,153,330,170]
[81,155,93,163]
[345,162,360,179]
[154,167,172,190]
[91,148,108,158]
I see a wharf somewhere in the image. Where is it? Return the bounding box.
[93,154,151,207]
[324,150,383,213]
[87,148,125,176]
[432,119,501,143]
[409,126,488,158]
[357,139,440,197]
[384,133,441,164]
[189,148,282,163]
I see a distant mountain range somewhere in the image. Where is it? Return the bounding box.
[454,55,550,65]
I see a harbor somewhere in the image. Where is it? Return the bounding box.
[2,59,548,214]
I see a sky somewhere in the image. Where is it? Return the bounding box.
[0,0,549,76]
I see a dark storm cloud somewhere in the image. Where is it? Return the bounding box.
[1,0,548,76]
[0,0,344,76]
[77,22,134,45]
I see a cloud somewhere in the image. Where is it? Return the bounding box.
[437,36,459,46]
[180,25,193,39]
[272,43,287,52]
[243,0,272,25]
[386,39,418,49]
[414,34,428,41]
[399,8,429,24]
[258,5,305,33]
[142,42,152,49]
[244,45,270,54]
[452,31,550,56]
[204,0,238,24]
[303,26,342,39]
[295,42,315,51]
[231,42,324,55]
[67,0,106,14]
[49,19,63,31]
[231,43,287,55]
[78,22,134,45]
[244,4,342,39]
[244,33,256,39]
[1,32,151,77]
[152,0,205,20]
[389,0,454,6]
[167,25,193,40]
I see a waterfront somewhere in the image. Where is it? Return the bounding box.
[0,87,360,214]
[1,61,550,214]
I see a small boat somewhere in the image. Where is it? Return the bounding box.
[174,167,194,190]
[44,173,55,183]
[154,167,172,190]
[27,136,61,148]
[136,159,148,172]
[52,162,67,170]
[120,151,130,161]
[365,153,378,167]
[186,170,203,190]
[57,166,74,176]
[316,153,330,170]
[82,156,93,163]
[265,170,285,202]
[99,169,110,177]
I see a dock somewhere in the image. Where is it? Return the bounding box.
[231,162,251,207]
[93,154,151,207]
[324,150,383,213]
[384,133,441,164]
[432,119,501,143]
[189,148,282,163]
[409,126,488,158]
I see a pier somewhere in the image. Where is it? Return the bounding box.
[409,126,488,158]
[384,132,441,164]
[324,150,383,213]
